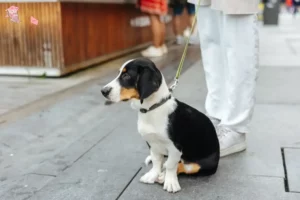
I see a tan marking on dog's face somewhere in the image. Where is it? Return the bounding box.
[120,88,140,100]
[122,67,127,73]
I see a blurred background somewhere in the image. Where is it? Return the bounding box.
[0,0,298,78]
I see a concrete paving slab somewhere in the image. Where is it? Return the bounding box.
[119,167,298,200]
[27,113,149,200]
[0,174,54,200]
[32,103,130,177]
[284,148,300,193]
[256,67,300,104]
[0,86,105,177]
[259,55,300,68]
[259,14,300,68]
[0,86,144,199]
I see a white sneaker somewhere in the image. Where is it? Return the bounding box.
[209,117,220,131]
[161,44,168,54]
[183,27,191,38]
[141,46,164,57]
[218,126,247,157]
[176,35,184,45]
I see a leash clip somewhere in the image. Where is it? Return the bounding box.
[169,78,179,92]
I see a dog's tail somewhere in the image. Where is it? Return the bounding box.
[144,155,152,166]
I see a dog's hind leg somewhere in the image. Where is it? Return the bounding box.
[156,160,201,184]
[177,161,201,175]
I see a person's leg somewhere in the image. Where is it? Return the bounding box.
[173,15,181,35]
[172,3,185,44]
[160,16,168,53]
[160,16,166,46]
[149,14,163,48]
[196,7,224,127]
[218,14,259,157]
[172,4,184,36]
[159,0,168,53]
[141,14,164,57]
[186,3,198,44]
[186,3,196,33]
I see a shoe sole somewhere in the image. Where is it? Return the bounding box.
[220,141,246,158]
[141,52,164,57]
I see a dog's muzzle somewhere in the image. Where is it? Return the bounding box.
[101,87,112,98]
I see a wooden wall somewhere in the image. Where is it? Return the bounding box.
[60,3,174,67]
[0,2,184,76]
[0,3,63,68]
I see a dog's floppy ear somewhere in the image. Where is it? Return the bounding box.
[137,66,161,104]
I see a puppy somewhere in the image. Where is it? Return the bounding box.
[101,58,220,193]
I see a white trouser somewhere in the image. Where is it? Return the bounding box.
[196,7,259,134]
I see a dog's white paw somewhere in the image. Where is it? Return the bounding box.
[156,170,165,184]
[163,173,181,193]
[140,170,159,184]
[144,155,152,166]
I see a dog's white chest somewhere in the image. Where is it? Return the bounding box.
[137,112,168,138]
[137,110,170,154]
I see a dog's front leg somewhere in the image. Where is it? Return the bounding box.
[140,149,163,184]
[162,145,182,193]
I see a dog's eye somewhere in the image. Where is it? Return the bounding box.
[122,73,130,80]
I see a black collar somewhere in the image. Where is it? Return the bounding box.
[139,95,172,113]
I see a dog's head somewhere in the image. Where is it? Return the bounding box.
[101,58,162,104]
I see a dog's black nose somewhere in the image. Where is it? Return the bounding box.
[101,87,112,97]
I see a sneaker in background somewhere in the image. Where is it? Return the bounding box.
[161,44,168,54]
[176,35,185,45]
[141,46,164,57]
[183,27,191,38]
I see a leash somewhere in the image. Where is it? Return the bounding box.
[169,0,202,92]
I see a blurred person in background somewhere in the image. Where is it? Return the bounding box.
[285,0,293,11]
[138,0,168,57]
[170,0,199,44]
[284,0,299,15]
[292,0,300,16]
[188,0,259,157]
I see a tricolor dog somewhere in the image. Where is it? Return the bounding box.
[101,58,220,193]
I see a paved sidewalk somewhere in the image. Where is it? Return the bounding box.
[0,13,300,200]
